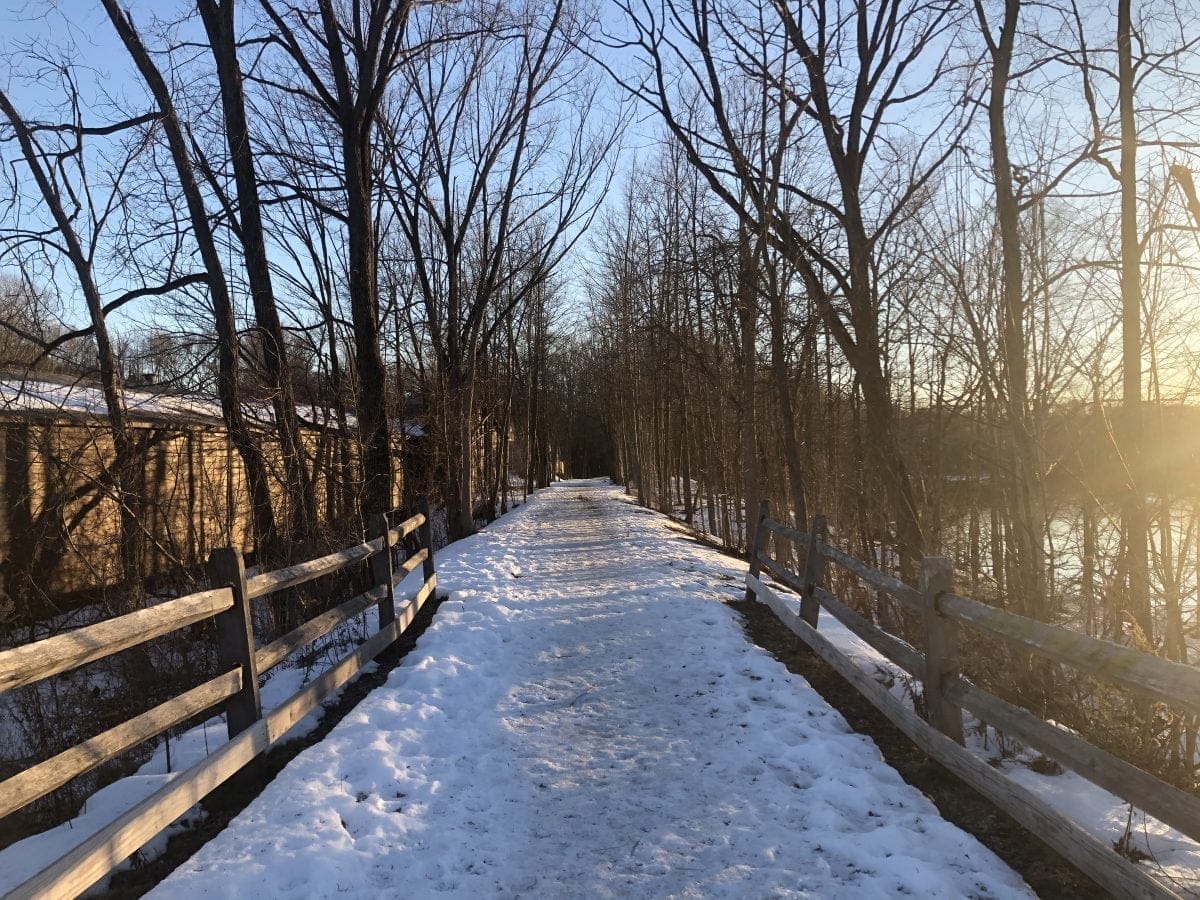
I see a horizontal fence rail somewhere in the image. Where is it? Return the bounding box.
[746,506,1197,900]
[0,497,438,900]
[0,587,234,693]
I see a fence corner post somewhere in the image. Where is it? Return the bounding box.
[208,546,262,740]
[799,514,828,627]
[369,512,396,631]
[743,499,771,602]
[920,555,964,744]
[418,495,437,593]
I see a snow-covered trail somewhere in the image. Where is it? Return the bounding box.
[154,479,1030,899]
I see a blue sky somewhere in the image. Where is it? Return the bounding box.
[0,0,644,342]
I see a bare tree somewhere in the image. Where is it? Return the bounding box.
[255,0,417,521]
[603,0,968,570]
[196,0,317,541]
[102,0,280,552]
[384,0,617,537]
[972,0,1048,618]
[0,83,158,602]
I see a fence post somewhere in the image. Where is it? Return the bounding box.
[418,495,437,590]
[799,514,828,628]
[208,547,261,739]
[743,499,771,602]
[920,555,964,744]
[369,512,396,631]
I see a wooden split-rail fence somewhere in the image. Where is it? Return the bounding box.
[743,502,1200,900]
[0,501,438,899]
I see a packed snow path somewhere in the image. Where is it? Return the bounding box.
[155,480,1030,898]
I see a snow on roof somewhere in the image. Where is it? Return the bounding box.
[0,376,426,437]
[0,377,226,426]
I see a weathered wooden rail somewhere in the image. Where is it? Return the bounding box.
[0,500,438,899]
[744,504,1200,900]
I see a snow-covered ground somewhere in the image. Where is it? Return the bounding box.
[655,476,1200,893]
[0,619,382,893]
[153,479,1030,898]
[0,496,491,895]
[779,587,1200,896]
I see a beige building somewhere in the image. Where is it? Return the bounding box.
[0,376,382,623]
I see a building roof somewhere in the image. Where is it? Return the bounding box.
[0,376,227,427]
[0,375,427,438]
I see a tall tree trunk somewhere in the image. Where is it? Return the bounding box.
[525,307,542,499]
[767,280,808,529]
[856,354,924,575]
[451,357,477,538]
[1161,498,1185,661]
[198,0,315,543]
[738,231,760,553]
[1117,0,1151,641]
[339,100,394,522]
[1082,491,1098,636]
[106,1,277,553]
[0,90,145,606]
[976,0,1046,619]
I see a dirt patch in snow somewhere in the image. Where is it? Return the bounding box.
[732,597,1106,900]
[94,593,447,899]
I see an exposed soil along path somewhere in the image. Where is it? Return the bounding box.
[152,479,1031,898]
